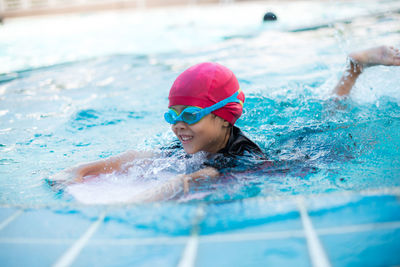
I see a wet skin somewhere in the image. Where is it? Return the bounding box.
[170,105,231,154]
[334,45,400,96]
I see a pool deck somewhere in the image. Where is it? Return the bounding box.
[1,188,400,266]
[0,0,342,19]
[1,0,220,19]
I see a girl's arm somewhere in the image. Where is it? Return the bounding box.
[333,46,400,96]
[50,150,154,184]
[129,167,219,203]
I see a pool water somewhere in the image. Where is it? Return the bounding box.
[1,0,400,205]
[1,1,400,266]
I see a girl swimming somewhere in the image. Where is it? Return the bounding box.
[50,45,400,202]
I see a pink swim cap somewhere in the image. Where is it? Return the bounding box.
[168,62,245,125]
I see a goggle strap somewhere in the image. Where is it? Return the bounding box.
[199,90,241,116]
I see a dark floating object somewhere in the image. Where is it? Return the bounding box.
[263,12,277,22]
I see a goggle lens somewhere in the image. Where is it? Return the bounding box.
[164,107,200,125]
[164,112,175,124]
[181,111,197,123]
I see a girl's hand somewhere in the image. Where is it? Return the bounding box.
[334,45,400,96]
[48,162,101,188]
[62,164,92,182]
[182,175,191,194]
[349,45,400,70]
[181,167,220,194]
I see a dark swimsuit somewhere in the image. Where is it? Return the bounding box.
[161,126,268,173]
[217,126,264,158]
[204,126,267,172]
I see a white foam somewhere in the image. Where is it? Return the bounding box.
[66,176,155,204]
[66,153,208,204]
[351,67,400,103]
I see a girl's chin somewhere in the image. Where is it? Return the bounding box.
[182,144,198,154]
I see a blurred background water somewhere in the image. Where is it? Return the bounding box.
[0,0,400,205]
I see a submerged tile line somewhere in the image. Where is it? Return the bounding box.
[0,210,23,231]
[1,186,400,210]
[0,236,189,245]
[52,211,106,267]
[0,238,75,244]
[178,235,199,267]
[200,229,305,243]
[296,197,331,267]
[1,220,400,246]
[177,204,205,267]
[317,221,400,236]
[90,236,190,246]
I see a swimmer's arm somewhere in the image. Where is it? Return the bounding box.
[333,59,362,97]
[76,150,154,179]
[130,167,219,203]
[333,46,400,96]
[51,150,154,183]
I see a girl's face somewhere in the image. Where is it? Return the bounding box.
[170,105,230,154]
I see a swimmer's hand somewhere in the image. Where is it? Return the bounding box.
[46,163,100,189]
[349,45,400,70]
[182,167,220,194]
[334,45,400,96]
[128,167,219,203]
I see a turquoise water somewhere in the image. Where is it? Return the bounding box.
[1,0,400,205]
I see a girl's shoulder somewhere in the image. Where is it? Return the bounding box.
[219,126,265,158]
[204,126,267,172]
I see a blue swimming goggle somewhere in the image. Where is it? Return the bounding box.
[164,89,243,125]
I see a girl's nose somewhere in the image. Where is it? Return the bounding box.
[173,121,188,130]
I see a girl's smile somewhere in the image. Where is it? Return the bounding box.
[171,105,231,154]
